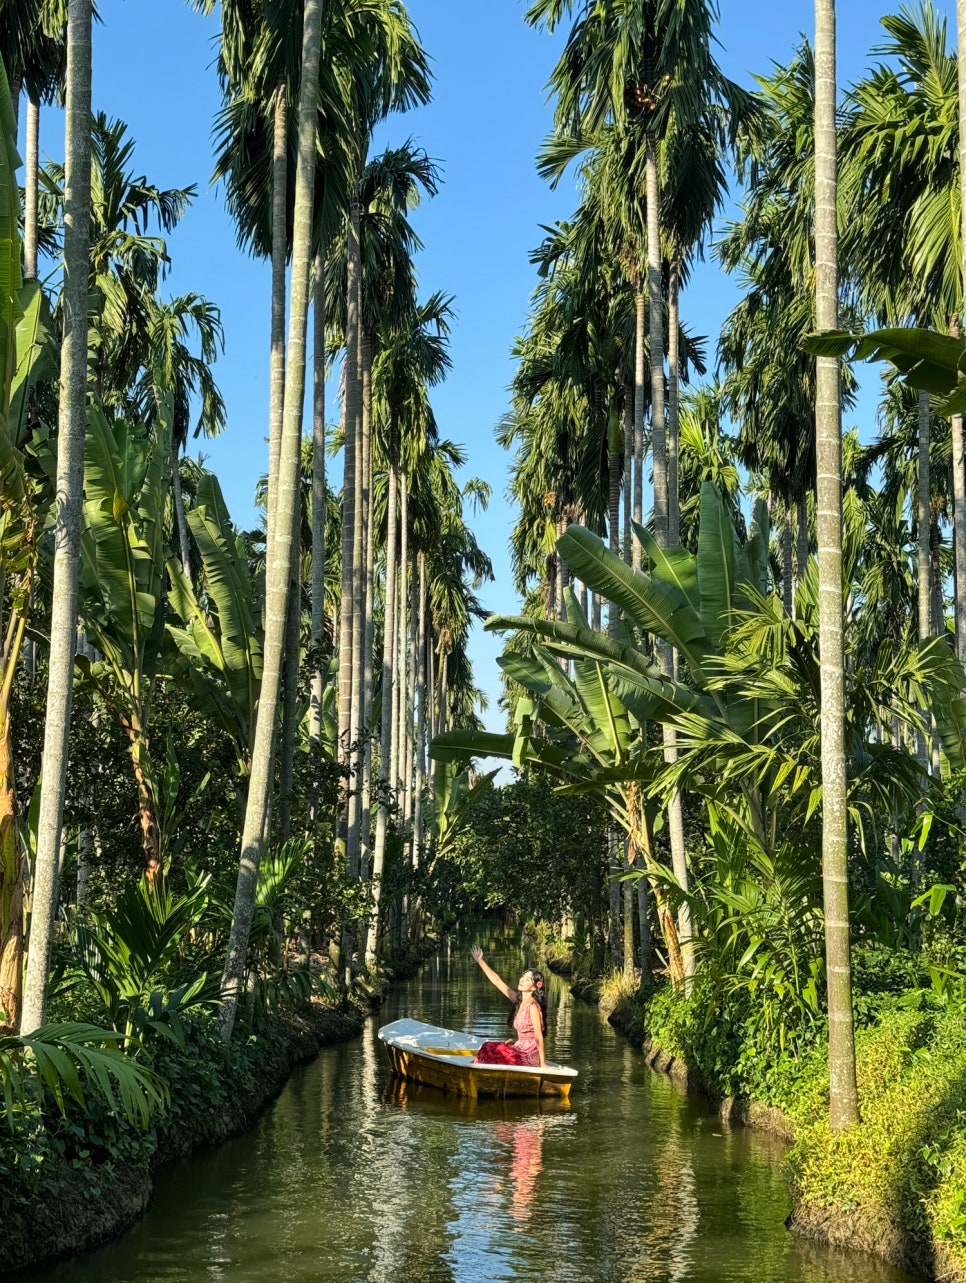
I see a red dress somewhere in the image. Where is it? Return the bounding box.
[474,1002,542,1066]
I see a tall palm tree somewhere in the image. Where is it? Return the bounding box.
[842,5,964,662]
[217,0,323,1042]
[366,289,452,963]
[814,0,859,1130]
[19,0,91,1036]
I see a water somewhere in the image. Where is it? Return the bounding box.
[27,933,919,1282]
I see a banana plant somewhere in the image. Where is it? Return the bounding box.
[433,591,689,983]
[75,399,172,876]
[165,472,263,780]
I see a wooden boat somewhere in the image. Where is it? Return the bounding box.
[378,1018,578,1099]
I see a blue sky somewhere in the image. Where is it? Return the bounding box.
[26,0,959,732]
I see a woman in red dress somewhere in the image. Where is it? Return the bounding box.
[470,946,548,1067]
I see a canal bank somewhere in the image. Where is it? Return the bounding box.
[552,959,966,1283]
[11,933,919,1283]
[0,943,442,1276]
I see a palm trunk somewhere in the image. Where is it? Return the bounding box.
[266,80,288,531]
[667,256,681,547]
[633,288,646,570]
[957,0,966,665]
[343,310,366,882]
[645,133,693,985]
[395,472,410,784]
[623,386,633,565]
[359,335,376,881]
[337,171,363,845]
[23,91,39,281]
[171,441,192,577]
[918,388,932,642]
[307,255,326,826]
[814,0,859,1128]
[217,0,322,1042]
[950,404,966,666]
[646,137,667,549]
[20,0,92,1035]
[277,537,301,840]
[367,420,400,964]
[795,498,809,612]
[412,552,428,862]
[404,565,418,830]
[0,660,25,1029]
[782,504,794,616]
[120,715,161,877]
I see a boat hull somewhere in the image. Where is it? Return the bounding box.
[378,1019,576,1099]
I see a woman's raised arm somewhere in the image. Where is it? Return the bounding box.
[471,946,518,1001]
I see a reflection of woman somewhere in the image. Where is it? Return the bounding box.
[509,1121,544,1219]
[470,947,548,1067]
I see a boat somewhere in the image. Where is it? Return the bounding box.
[378,1018,578,1099]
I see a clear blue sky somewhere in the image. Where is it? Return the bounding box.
[25,0,959,733]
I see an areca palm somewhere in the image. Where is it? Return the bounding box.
[814,0,858,1130]
[39,113,196,407]
[20,0,92,1037]
[527,0,747,983]
[842,5,965,662]
[217,0,324,1042]
[365,289,452,962]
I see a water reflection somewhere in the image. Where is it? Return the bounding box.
[18,936,921,1283]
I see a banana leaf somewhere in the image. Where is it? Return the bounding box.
[486,612,700,709]
[556,524,715,682]
[696,481,737,650]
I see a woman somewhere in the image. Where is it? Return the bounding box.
[471,946,548,1068]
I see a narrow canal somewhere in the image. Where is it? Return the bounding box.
[30,930,918,1282]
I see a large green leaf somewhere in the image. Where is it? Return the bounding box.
[0,1023,166,1129]
[696,482,737,649]
[634,522,701,616]
[165,475,262,768]
[804,326,966,410]
[80,407,170,668]
[487,612,701,709]
[557,524,715,673]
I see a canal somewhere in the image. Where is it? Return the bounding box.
[29,930,918,1282]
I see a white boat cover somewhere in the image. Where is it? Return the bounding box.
[377,1018,578,1078]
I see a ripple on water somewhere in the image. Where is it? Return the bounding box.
[17,939,923,1283]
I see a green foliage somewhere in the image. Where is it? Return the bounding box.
[438,773,608,931]
[165,471,263,774]
[65,877,218,1050]
[789,999,966,1266]
[0,1024,166,1130]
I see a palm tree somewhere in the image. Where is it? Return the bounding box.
[133,292,227,576]
[842,6,964,662]
[217,0,323,1043]
[0,0,69,279]
[366,290,452,963]
[814,0,859,1130]
[0,51,48,1030]
[19,0,91,1036]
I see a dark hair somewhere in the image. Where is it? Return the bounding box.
[508,967,548,1036]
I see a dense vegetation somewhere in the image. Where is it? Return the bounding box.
[5,0,966,1277]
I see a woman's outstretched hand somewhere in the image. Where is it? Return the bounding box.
[471,946,483,964]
